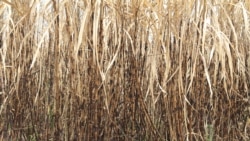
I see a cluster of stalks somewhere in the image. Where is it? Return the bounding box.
[0,0,250,140]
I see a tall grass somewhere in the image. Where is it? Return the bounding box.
[0,0,250,140]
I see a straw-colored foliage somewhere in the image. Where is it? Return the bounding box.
[0,0,250,140]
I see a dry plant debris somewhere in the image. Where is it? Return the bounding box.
[0,0,250,140]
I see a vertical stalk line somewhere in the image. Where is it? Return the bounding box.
[93,1,99,140]
[52,0,60,139]
[87,1,101,140]
[63,4,71,141]
[177,19,184,140]
[131,5,138,136]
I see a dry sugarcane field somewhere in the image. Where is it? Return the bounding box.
[1,0,250,140]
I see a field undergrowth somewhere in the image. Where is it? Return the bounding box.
[1,0,250,140]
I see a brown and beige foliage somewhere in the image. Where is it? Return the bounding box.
[0,0,250,140]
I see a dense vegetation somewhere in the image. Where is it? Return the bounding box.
[0,0,250,140]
